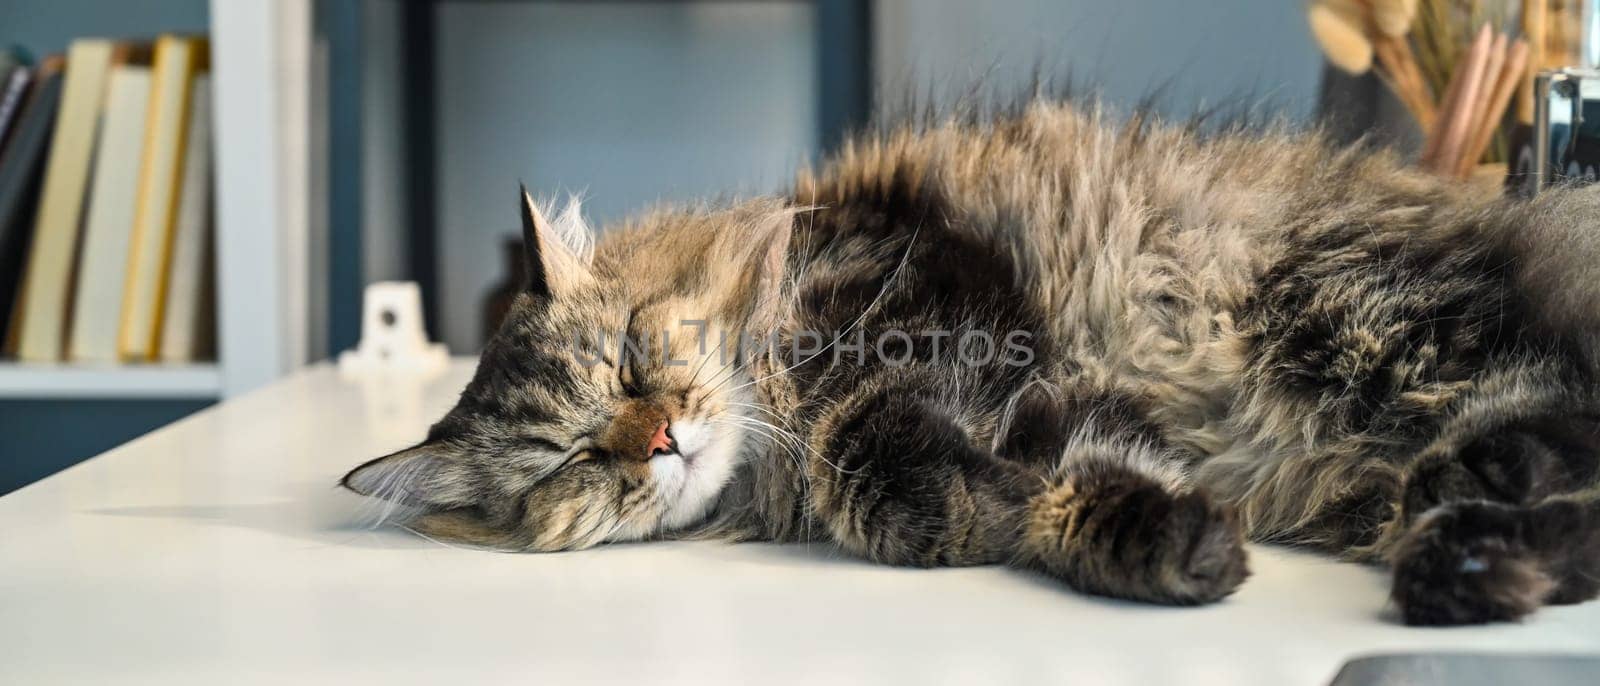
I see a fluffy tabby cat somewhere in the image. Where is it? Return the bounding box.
[343,100,1600,625]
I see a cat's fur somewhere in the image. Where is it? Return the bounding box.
[343,100,1600,625]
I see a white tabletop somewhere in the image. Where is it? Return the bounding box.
[3,361,1597,685]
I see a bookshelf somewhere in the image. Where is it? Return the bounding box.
[0,0,316,402]
[0,1,315,493]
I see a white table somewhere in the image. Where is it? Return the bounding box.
[3,361,1597,685]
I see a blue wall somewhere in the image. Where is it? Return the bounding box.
[873,0,1322,123]
[431,2,822,351]
[0,0,208,57]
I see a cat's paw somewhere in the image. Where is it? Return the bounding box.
[1017,464,1249,605]
[1524,498,1600,606]
[1390,501,1554,626]
[1401,438,1535,521]
[1402,415,1600,520]
[1161,488,1252,604]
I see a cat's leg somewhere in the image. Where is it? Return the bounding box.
[1222,235,1600,623]
[1381,360,1600,624]
[998,379,1249,605]
[805,371,1039,568]
[1226,353,1600,624]
[1234,360,1600,559]
[1389,360,1600,529]
[808,372,1248,605]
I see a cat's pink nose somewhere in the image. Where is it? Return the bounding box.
[646,421,677,458]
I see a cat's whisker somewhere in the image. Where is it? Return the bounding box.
[698,355,750,397]
[685,342,726,389]
[727,226,921,395]
[714,415,798,453]
[715,412,858,476]
[699,351,763,398]
[713,417,805,468]
[726,400,786,422]
[715,409,801,444]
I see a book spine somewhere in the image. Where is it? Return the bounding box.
[0,63,63,356]
[0,68,34,153]
[17,40,114,361]
[145,48,199,357]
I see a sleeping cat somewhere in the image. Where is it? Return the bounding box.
[342,100,1600,625]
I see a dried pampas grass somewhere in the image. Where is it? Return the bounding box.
[1308,0,1434,128]
[1310,0,1375,74]
[1371,0,1421,38]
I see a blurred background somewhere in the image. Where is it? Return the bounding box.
[10,0,1561,492]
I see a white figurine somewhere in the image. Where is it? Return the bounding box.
[338,281,449,379]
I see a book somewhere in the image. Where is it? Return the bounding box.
[68,49,154,362]
[0,57,64,357]
[0,45,38,145]
[0,47,24,96]
[157,72,213,362]
[15,40,117,362]
[0,65,33,155]
[119,36,206,362]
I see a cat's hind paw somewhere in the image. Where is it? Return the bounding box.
[1390,501,1555,626]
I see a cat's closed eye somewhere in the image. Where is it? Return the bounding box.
[620,365,644,398]
[563,445,601,466]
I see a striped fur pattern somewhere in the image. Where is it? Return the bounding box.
[345,100,1600,624]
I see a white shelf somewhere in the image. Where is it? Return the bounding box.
[0,363,223,399]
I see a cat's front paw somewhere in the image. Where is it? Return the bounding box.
[1161,488,1252,604]
[1390,501,1554,626]
[1401,414,1600,521]
[1017,463,1249,605]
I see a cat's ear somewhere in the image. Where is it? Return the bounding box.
[341,441,475,509]
[728,207,794,332]
[519,184,594,298]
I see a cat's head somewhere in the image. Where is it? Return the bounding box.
[341,188,793,550]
